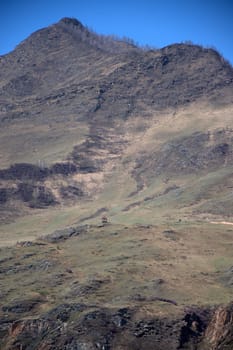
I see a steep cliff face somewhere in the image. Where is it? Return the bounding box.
[201,304,233,350]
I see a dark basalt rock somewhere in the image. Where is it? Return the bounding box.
[42,225,88,243]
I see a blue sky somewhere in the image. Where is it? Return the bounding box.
[1,0,233,64]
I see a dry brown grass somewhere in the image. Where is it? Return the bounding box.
[0,222,233,319]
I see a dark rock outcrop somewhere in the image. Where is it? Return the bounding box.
[41,225,88,243]
[1,303,233,349]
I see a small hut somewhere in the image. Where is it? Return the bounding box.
[101,215,108,225]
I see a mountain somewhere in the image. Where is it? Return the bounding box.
[0,18,233,349]
[0,17,233,224]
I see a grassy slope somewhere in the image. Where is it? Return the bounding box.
[1,102,233,243]
[0,222,233,319]
[0,101,233,327]
[0,118,88,168]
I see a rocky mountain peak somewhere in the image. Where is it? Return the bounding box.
[57,16,91,40]
[58,17,85,28]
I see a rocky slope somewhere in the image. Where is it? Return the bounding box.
[2,303,233,349]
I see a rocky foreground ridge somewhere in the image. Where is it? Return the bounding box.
[1,301,233,350]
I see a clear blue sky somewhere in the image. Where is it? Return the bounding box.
[1,0,233,64]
